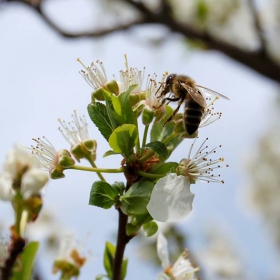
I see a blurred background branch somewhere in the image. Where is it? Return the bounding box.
[2,0,280,83]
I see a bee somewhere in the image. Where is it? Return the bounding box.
[155,74,229,135]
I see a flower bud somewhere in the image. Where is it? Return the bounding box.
[142,107,155,125]
[71,140,97,162]
[91,88,105,101]
[58,150,75,168]
[105,80,119,95]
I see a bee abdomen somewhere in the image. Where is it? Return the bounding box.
[184,102,203,135]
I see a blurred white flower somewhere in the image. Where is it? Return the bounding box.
[147,174,194,222]
[0,145,48,201]
[53,233,86,277]
[157,233,198,280]
[197,228,243,280]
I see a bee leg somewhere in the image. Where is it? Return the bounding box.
[163,98,184,126]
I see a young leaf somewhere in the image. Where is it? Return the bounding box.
[89,181,119,209]
[88,103,113,141]
[103,90,123,129]
[103,242,127,280]
[13,241,39,280]
[121,258,128,280]
[143,221,158,237]
[145,141,168,161]
[112,182,125,195]
[118,85,137,125]
[120,181,154,215]
[103,242,115,278]
[109,124,138,158]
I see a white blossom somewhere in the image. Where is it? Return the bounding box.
[157,233,198,280]
[177,138,226,184]
[147,174,194,222]
[78,58,108,91]
[58,111,90,148]
[0,145,48,201]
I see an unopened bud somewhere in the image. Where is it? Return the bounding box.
[142,107,155,125]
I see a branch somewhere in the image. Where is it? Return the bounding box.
[121,0,280,84]
[247,0,268,56]
[4,0,147,38]
[4,0,280,83]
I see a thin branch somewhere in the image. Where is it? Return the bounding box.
[247,0,268,56]
[5,0,147,38]
[3,0,280,83]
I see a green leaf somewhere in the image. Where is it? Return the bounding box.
[12,241,39,280]
[118,85,137,125]
[120,181,154,215]
[121,258,128,280]
[88,103,113,141]
[109,124,138,158]
[145,141,168,161]
[126,223,139,236]
[103,242,127,280]
[89,181,119,209]
[126,213,153,235]
[143,221,158,237]
[103,90,123,129]
[112,182,125,195]
[103,150,120,158]
[103,242,115,278]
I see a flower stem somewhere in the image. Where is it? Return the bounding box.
[138,150,155,163]
[142,124,149,147]
[162,132,179,146]
[85,155,106,182]
[71,165,124,173]
[137,170,164,179]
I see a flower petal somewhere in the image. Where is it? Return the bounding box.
[21,169,49,198]
[0,173,14,201]
[147,174,194,222]
[157,233,170,269]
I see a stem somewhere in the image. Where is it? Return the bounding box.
[134,118,141,153]
[85,155,106,181]
[71,165,124,173]
[138,150,155,163]
[112,208,132,280]
[162,132,179,146]
[137,170,164,179]
[141,124,149,147]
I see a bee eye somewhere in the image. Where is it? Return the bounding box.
[166,74,175,83]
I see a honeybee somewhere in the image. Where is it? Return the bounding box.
[155,74,229,135]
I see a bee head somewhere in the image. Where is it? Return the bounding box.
[165,74,176,87]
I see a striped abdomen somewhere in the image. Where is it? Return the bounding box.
[184,98,204,135]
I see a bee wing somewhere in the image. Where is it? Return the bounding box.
[181,82,207,107]
[196,85,230,100]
